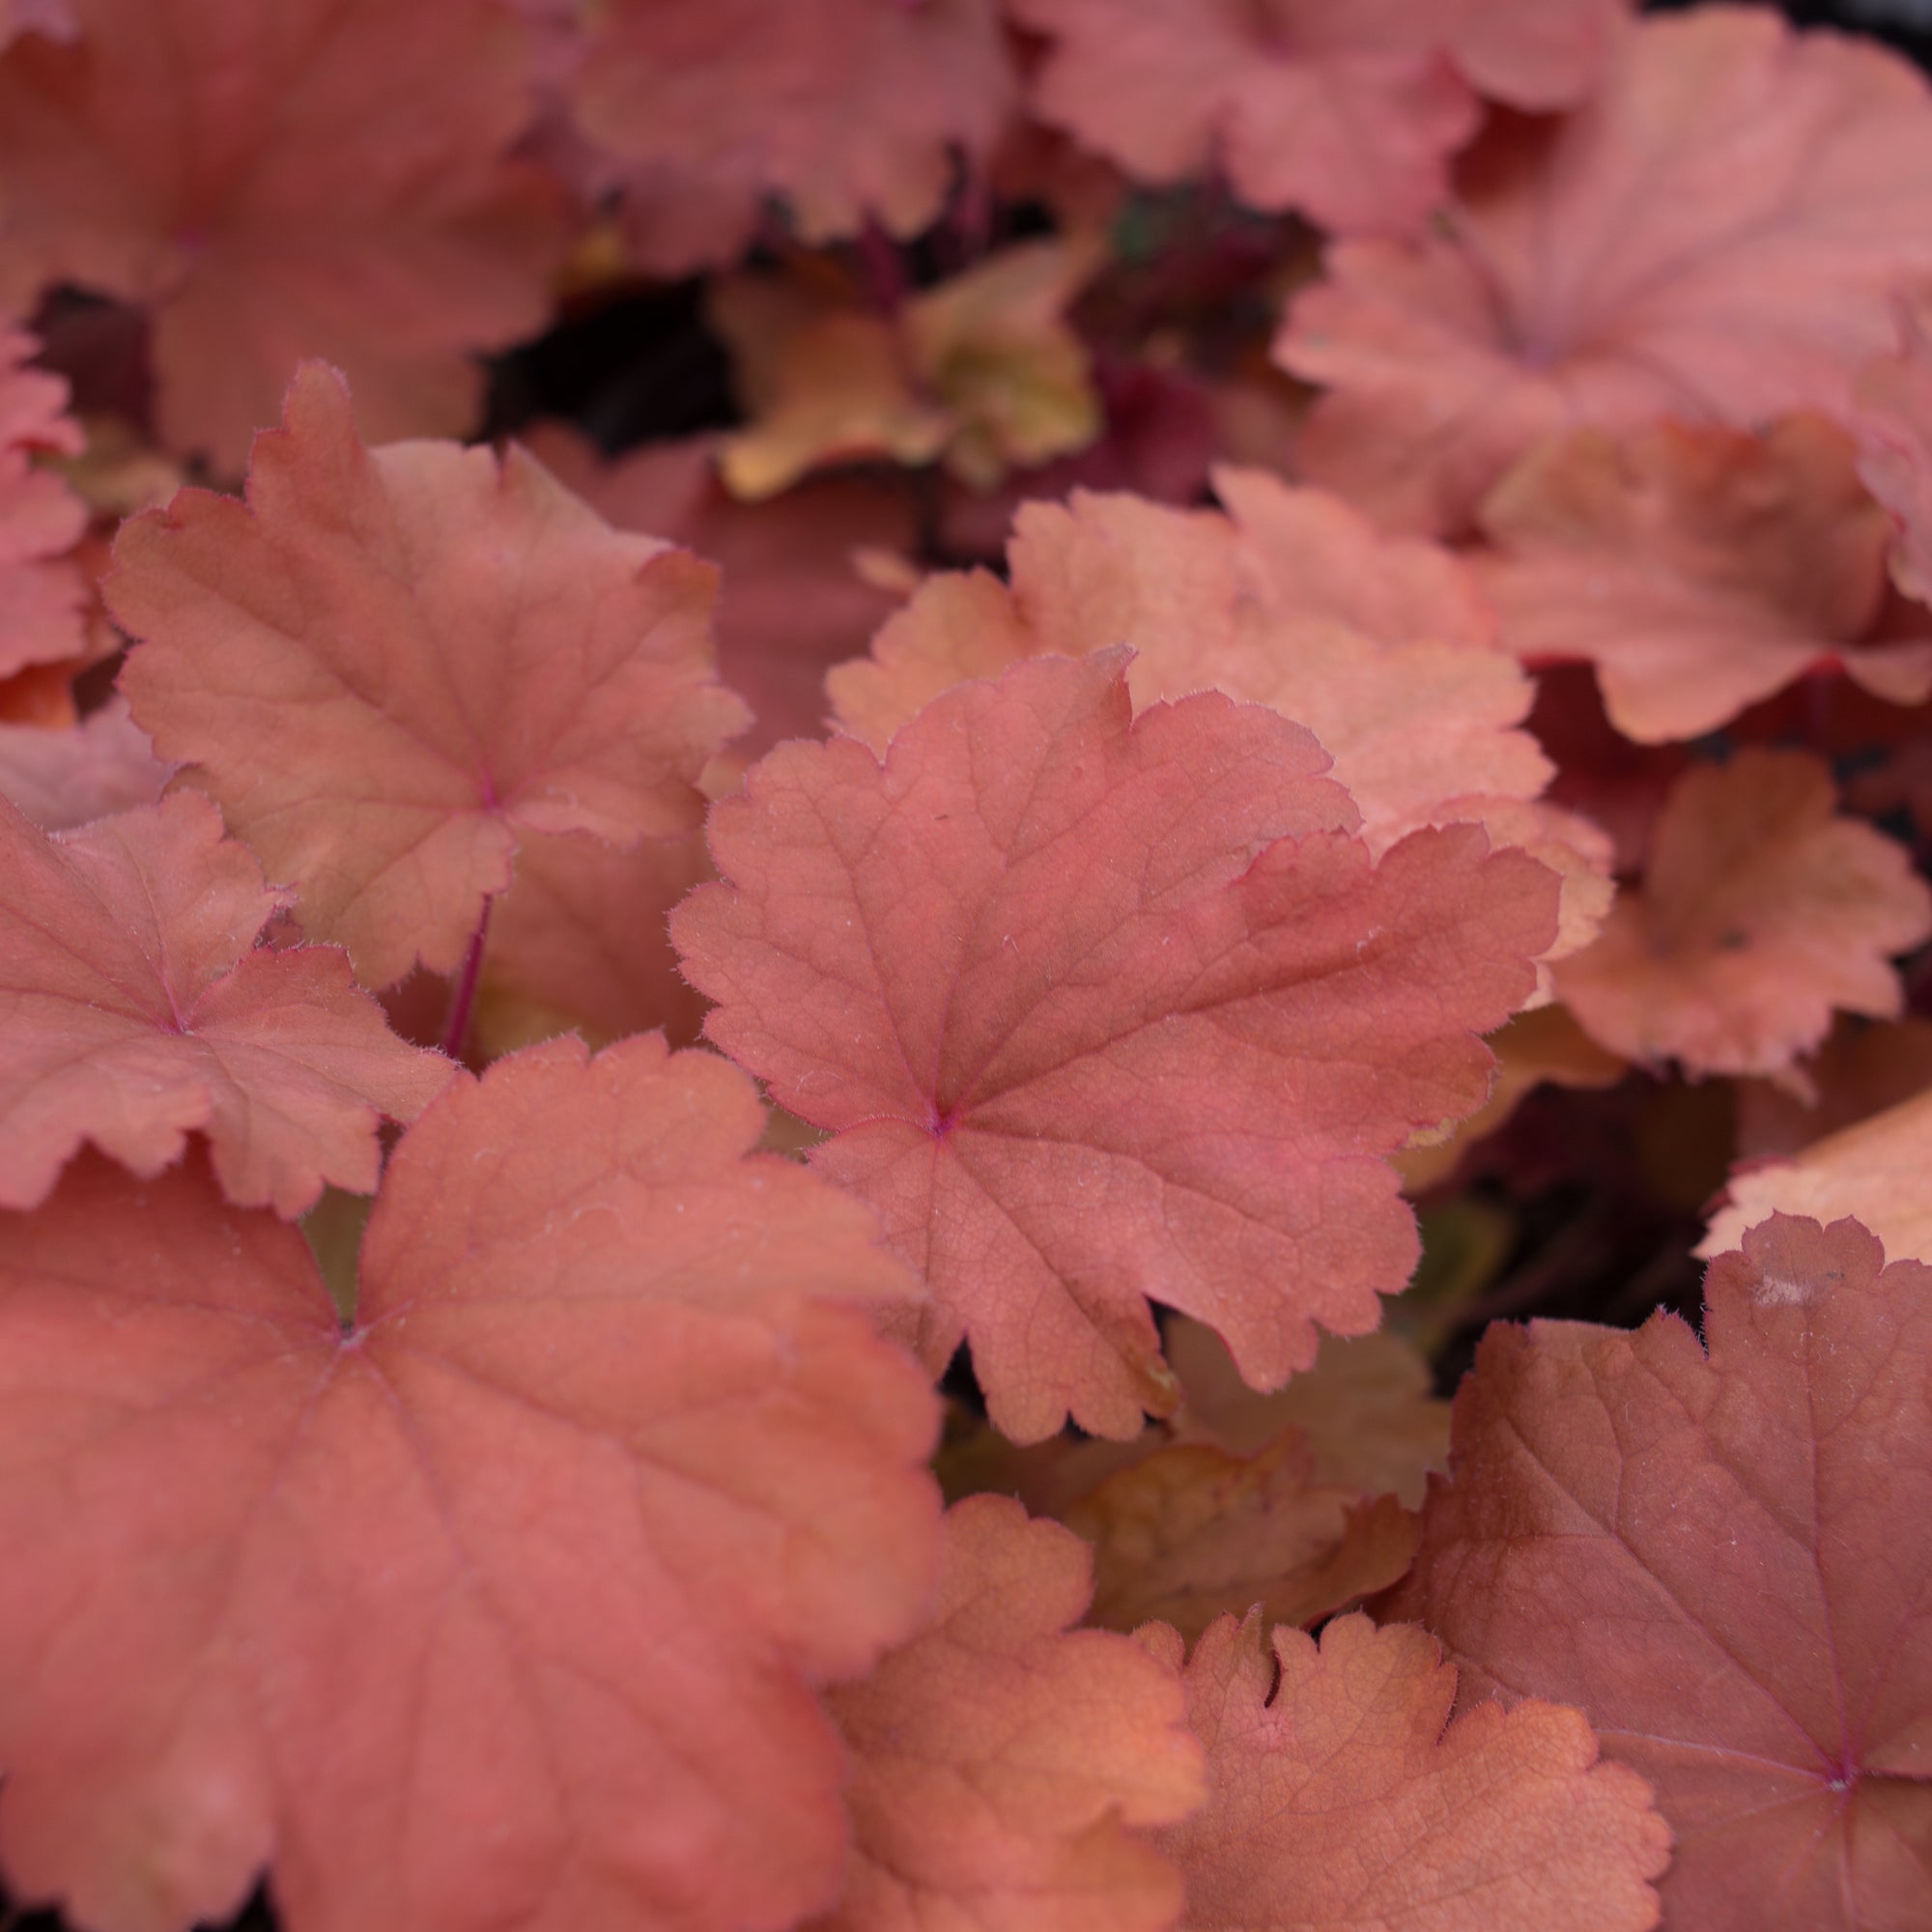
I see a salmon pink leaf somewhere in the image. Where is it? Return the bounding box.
[0,790,449,1216]
[0,0,571,469]
[816,1495,1204,1932]
[1856,298,1932,606]
[674,650,1560,1440]
[1143,1610,1670,1930]
[1279,7,1932,532]
[520,428,916,760]
[1009,0,1486,238]
[1553,749,1932,1079]
[1701,1085,1932,1265]
[1480,416,1932,743]
[830,479,1610,969]
[0,696,167,830]
[0,325,87,679]
[0,1034,942,1932]
[570,0,1013,272]
[1386,1213,1932,1930]
[111,365,750,989]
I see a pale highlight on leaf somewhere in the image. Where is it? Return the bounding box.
[111,365,750,988]
[0,1036,942,1932]
[815,1495,1204,1932]
[1387,1213,1932,1930]
[1479,416,1932,743]
[0,792,449,1216]
[677,651,1560,1439]
[1554,749,1932,1079]
[1279,8,1932,532]
[1144,1611,1669,1931]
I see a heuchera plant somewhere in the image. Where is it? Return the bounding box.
[0,2,1928,1928]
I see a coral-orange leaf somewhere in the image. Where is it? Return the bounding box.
[1553,749,1932,1078]
[1479,416,1932,743]
[815,1495,1204,1932]
[1009,0,1482,236]
[0,1035,941,1932]
[0,326,87,678]
[0,697,168,831]
[1278,8,1932,532]
[0,0,570,469]
[111,365,749,988]
[570,0,1012,271]
[1856,300,1932,606]
[1065,1441,1419,1639]
[1145,1611,1669,1930]
[675,650,1559,1440]
[0,791,449,1215]
[1386,1213,1932,1929]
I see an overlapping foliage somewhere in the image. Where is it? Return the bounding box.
[0,3,1928,1928]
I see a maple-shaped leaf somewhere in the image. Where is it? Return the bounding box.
[713,241,1102,501]
[0,326,87,678]
[1279,7,1932,533]
[0,0,570,470]
[1554,749,1932,1079]
[110,365,749,989]
[1142,1611,1669,1930]
[1386,1213,1932,1929]
[1066,1440,1419,1640]
[0,1034,941,1932]
[521,427,916,758]
[830,477,1611,968]
[1856,300,1932,606]
[0,696,167,830]
[571,0,1013,273]
[674,650,1560,1440]
[1701,1085,1932,1264]
[1480,415,1932,743]
[815,1494,1203,1932]
[0,790,449,1216]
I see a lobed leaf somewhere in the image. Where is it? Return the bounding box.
[1387,1213,1932,1929]
[111,364,750,988]
[1145,1610,1670,1930]
[816,1494,1204,1932]
[0,791,449,1216]
[1554,749,1932,1079]
[1479,416,1932,744]
[677,650,1559,1439]
[0,1035,941,1932]
[1279,7,1932,532]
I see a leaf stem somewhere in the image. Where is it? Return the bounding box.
[440,898,493,1065]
